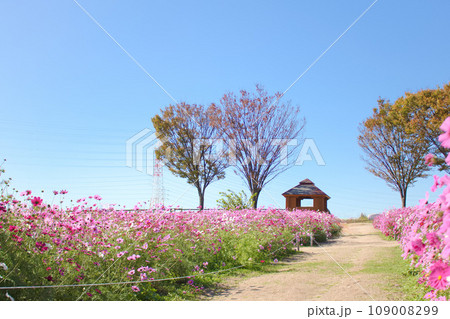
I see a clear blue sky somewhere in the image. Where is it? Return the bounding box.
[1,0,449,218]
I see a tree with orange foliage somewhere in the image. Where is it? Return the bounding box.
[358,99,430,207]
[391,83,450,172]
[151,103,228,209]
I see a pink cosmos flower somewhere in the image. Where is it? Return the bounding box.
[432,296,448,301]
[428,261,450,290]
[117,238,124,244]
[128,270,135,275]
[94,195,102,201]
[127,254,140,261]
[117,251,127,258]
[409,238,425,256]
[35,241,48,252]
[20,190,32,196]
[53,191,59,195]
[442,244,450,259]
[131,286,140,292]
[426,232,441,248]
[60,190,68,195]
[137,266,148,272]
[424,290,436,299]
[31,197,43,207]
[431,175,440,192]
[140,273,148,281]
[438,117,450,148]
[419,192,429,207]
[424,153,435,166]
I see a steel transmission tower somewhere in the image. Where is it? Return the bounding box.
[150,154,165,207]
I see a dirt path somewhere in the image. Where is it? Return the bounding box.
[211,223,400,301]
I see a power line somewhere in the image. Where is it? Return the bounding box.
[0,266,245,291]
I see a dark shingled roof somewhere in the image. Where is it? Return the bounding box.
[282,179,330,198]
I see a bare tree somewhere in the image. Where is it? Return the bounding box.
[358,99,430,207]
[210,85,305,208]
[151,103,228,209]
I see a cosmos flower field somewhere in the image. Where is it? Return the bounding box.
[0,189,341,301]
[374,117,450,301]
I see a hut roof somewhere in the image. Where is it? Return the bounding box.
[282,179,330,198]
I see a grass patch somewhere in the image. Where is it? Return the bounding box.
[359,246,426,300]
[377,231,396,241]
[342,214,373,224]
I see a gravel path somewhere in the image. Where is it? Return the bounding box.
[211,223,399,301]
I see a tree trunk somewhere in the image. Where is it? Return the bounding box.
[251,189,261,209]
[400,189,407,208]
[197,188,205,210]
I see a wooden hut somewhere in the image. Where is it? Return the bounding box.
[282,179,330,212]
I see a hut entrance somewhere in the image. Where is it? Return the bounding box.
[282,179,330,213]
[297,197,313,208]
